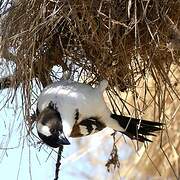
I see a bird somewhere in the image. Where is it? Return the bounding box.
[36,79,163,148]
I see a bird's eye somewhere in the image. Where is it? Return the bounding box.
[51,129,59,134]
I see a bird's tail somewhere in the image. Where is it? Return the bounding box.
[110,114,164,142]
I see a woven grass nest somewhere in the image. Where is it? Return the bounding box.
[1,0,179,88]
[0,0,179,179]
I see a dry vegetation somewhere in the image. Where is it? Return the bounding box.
[0,0,179,179]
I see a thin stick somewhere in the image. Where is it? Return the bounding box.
[54,145,63,180]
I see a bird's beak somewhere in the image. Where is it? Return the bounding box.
[58,132,70,145]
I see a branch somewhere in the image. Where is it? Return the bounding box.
[54,145,63,180]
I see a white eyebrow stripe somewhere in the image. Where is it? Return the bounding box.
[88,118,96,122]
[37,123,52,137]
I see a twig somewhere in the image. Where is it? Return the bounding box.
[54,145,63,180]
[105,132,120,172]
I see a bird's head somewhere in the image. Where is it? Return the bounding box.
[36,102,70,148]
